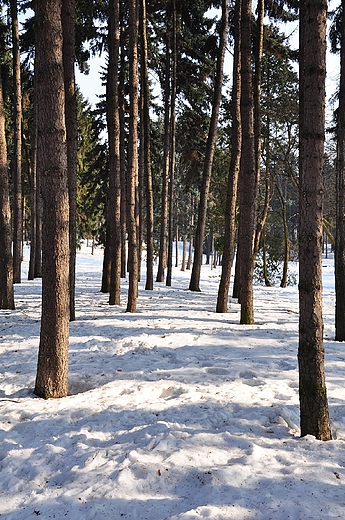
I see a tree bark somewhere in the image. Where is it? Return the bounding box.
[335,0,345,341]
[181,235,186,271]
[34,0,70,399]
[216,0,241,313]
[140,0,154,291]
[0,66,15,310]
[156,30,171,283]
[252,0,264,256]
[189,0,228,292]
[107,0,122,306]
[119,29,127,280]
[28,95,37,281]
[11,0,23,284]
[166,0,177,288]
[62,0,77,321]
[237,0,256,323]
[126,0,139,312]
[298,0,331,440]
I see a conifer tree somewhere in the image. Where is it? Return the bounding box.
[34,0,70,399]
[298,0,331,440]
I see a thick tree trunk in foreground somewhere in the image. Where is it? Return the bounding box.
[0,66,14,310]
[34,0,70,399]
[189,0,228,292]
[298,0,331,440]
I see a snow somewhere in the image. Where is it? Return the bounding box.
[1,244,345,519]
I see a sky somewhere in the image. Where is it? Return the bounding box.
[1,244,345,519]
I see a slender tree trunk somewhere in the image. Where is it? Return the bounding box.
[275,180,289,289]
[298,0,331,440]
[11,0,23,284]
[28,112,37,281]
[237,0,256,323]
[101,234,111,293]
[62,0,77,321]
[34,0,70,399]
[0,66,15,310]
[107,0,122,306]
[35,173,43,277]
[138,94,144,283]
[335,0,345,341]
[175,225,179,267]
[254,113,272,258]
[181,235,186,271]
[126,0,139,312]
[186,194,194,270]
[33,61,42,279]
[140,0,154,291]
[186,235,193,270]
[166,0,177,288]
[156,31,171,283]
[262,232,271,286]
[216,0,241,313]
[119,29,127,280]
[252,0,264,255]
[189,0,228,292]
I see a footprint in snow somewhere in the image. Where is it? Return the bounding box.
[239,370,266,387]
[205,367,230,375]
[159,386,186,400]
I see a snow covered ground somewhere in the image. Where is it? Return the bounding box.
[1,244,345,519]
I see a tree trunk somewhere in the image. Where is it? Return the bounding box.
[34,78,43,280]
[252,0,264,256]
[275,180,289,289]
[34,0,70,399]
[186,195,194,271]
[335,0,345,341]
[107,0,122,306]
[0,66,15,310]
[298,0,331,440]
[156,31,171,283]
[141,0,154,291]
[254,113,272,258]
[166,0,177,288]
[126,0,139,312]
[181,235,186,271]
[101,236,111,293]
[216,0,241,313]
[237,0,256,324]
[28,102,37,281]
[189,0,228,292]
[11,0,23,284]
[119,29,127,280]
[262,233,271,287]
[62,0,77,321]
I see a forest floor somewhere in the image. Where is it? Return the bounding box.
[0,244,344,519]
